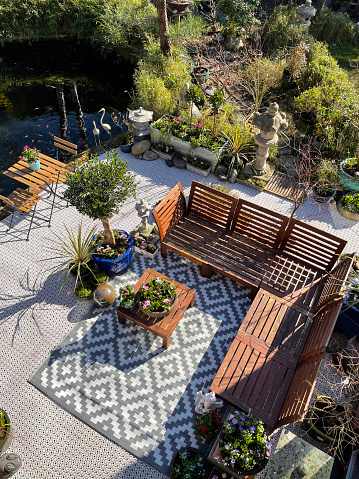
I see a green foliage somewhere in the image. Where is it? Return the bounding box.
[315,159,340,195]
[139,277,177,313]
[294,42,359,158]
[43,221,97,292]
[185,84,202,107]
[75,282,93,298]
[93,0,157,62]
[222,121,256,167]
[168,13,207,49]
[208,91,224,114]
[92,269,108,284]
[134,40,191,119]
[341,191,359,214]
[217,0,260,36]
[262,3,309,53]
[172,450,207,479]
[63,151,137,221]
[309,7,359,46]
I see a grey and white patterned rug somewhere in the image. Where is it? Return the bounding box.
[29,251,251,476]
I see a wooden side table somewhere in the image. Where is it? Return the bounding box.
[116,268,195,348]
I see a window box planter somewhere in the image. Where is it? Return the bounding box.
[151,148,174,161]
[150,117,226,173]
[236,178,266,192]
[186,162,211,177]
[339,160,359,192]
[92,230,133,275]
[134,245,159,260]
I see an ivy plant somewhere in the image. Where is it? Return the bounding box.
[64,151,137,246]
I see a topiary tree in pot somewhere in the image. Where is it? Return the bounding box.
[63,151,137,248]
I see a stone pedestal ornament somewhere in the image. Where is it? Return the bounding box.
[195,391,224,415]
[130,199,160,243]
[252,102,288,175]
[0,453,22,478]
[296,0,316,26]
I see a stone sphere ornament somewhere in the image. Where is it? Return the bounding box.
[296,0,316,26]
[0,453,22,478]
[93,284,116,308]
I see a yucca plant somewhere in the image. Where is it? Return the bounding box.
[44,221,97,292]
[221,121,256,173]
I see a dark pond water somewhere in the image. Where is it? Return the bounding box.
[0,40,134,196]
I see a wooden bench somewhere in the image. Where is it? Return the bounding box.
[210,256,354,429]
[153,181,351,429]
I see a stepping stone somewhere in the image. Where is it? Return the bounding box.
[165,159,174,167]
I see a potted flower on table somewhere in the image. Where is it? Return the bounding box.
[138,276,177,318]
[21,145,41,171]
[118,285,136,309]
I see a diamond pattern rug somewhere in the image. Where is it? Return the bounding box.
[29,251,251,476]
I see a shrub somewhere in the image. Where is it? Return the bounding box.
[309,7,359,46]
[262,3,309,53]
[238,55,284,111]
[217,0,260,36]
[133,40,191,119]
[168,13,207,49]
[294,42,359,158]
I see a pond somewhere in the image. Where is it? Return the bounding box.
[0,40,134,196]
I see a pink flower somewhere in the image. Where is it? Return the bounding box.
[163,298,170,304]
[158,144,162,148]
[143,285,149,290]
[178,116,181,119]
[196,123,200,127]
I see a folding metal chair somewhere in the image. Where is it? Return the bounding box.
[0,188,54,240]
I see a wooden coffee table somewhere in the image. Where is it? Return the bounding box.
[116,268,196,348]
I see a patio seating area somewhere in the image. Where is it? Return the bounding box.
[1,149,359,479]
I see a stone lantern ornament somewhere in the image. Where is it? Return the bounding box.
[296,0,316,27]
[252,102,288,176]
[128,107,153,143]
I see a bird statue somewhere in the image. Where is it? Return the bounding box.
[92,120,100,146]
[98,108,112,138]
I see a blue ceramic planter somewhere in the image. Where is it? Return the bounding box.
[92,229,133,275]
[339,160,359,192]
[29,159,41,171]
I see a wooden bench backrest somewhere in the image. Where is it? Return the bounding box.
[187,181,238,230]
[276,287,347,428]
[279,218,347,271]
[152,183,186,241]
[231,199,289,248]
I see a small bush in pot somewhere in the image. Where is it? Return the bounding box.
[63,151,137,249]
[75,282,93,300]
[217,411,269,472]
[194,409,223,442]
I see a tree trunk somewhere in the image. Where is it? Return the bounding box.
[101,217,116,246]
[157,0,172,58]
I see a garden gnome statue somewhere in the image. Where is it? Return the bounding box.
[296,0,316,26]
[195,391,224,414]
[0,453,22,478]
[252,102,288,175]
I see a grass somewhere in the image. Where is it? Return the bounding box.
[330,42,359,87]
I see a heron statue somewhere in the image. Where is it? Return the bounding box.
[92,120,100,146]
[98,108,112,138]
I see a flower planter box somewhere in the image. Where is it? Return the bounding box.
[151,148,174,161]
[150,118,226,173]
[134,245,159,260]
[336,201,359,221]
[186,163,211,177]
[236,178,266,192]
[339,160,359,192]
